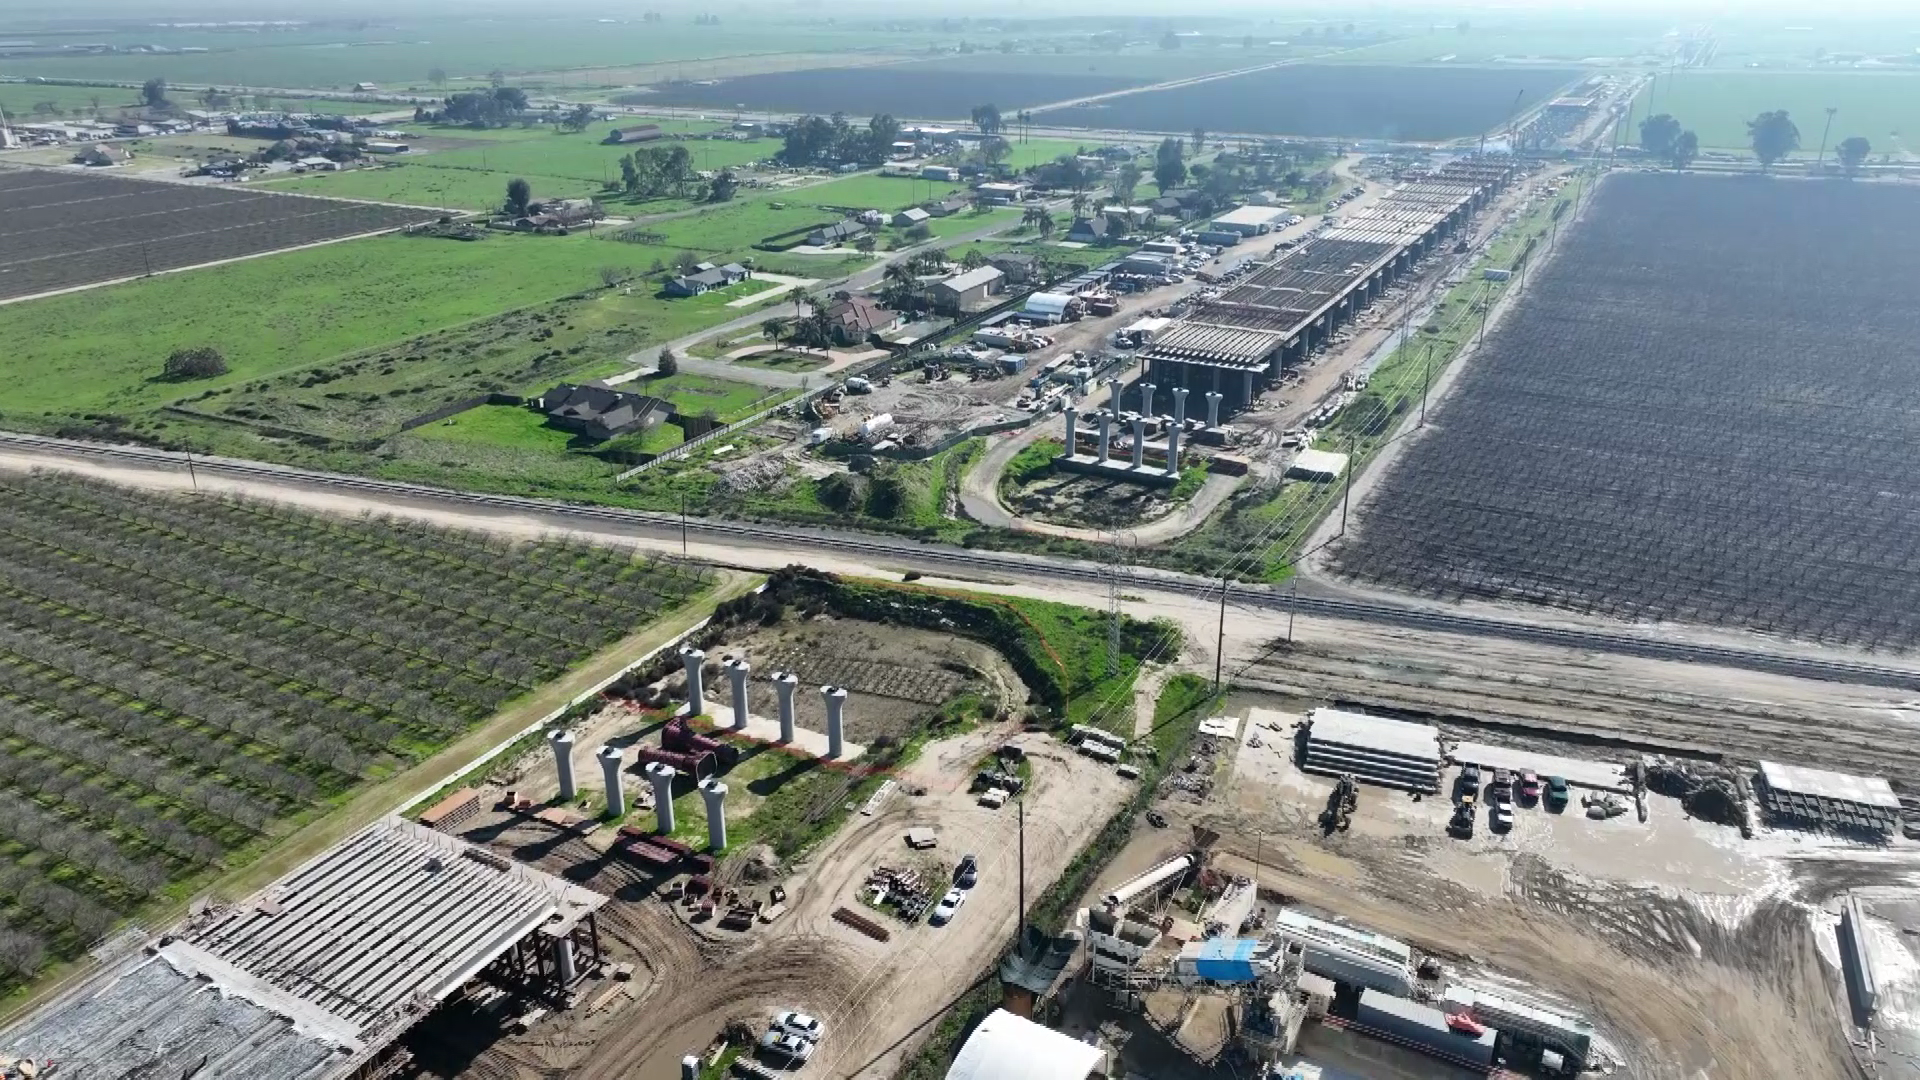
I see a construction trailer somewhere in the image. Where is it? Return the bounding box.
[1354,990,1497,1070]
[1268,908,1415,997]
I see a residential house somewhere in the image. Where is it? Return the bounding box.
[1148,196,1187,219]
[528,198,599,226]
[930,265,1005,314]
[926,195,970,217]
[807,219,868,247]
[294,156,341,171]
[603,124,665,144]
[537,383,673,441]
[663,262,752,297]
[824,295,900,345]
[1066,216,1111,244]
[73,144,132,167]
[974,181,1027,204]
[988,253,1041,284]
[352,82,379,92]
[892,207,931,228]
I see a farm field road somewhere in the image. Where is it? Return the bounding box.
[7,444,1920,791]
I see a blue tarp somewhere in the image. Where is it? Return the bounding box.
[1192,937,1259,982]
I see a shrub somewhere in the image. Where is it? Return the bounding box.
[162,346,228,380]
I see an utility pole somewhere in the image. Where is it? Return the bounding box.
[1340,435,1355,535]
[1287,575,1297,643]
[1017,795,1027,956]
[1817,106,1839,169]
[679,493,688,555]
[185,451,198,492]
[1419,343,1434,427]
[1213,576,1228,690]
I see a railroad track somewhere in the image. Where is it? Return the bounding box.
[7,430,1920,692]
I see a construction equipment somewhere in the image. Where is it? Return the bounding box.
[1321,774,1358,833]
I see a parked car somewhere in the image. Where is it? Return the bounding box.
[1448,804,1475,839]
[1491,767,1513,795]
[759,1030,815,1067]
[1545,775,1571,811]
[954,854,979,889]
[1520,771,1542,803]
[931,888,966,925]
[1458,763,1481,796]
[1491,801,1515,832]
[774,1011,823,1042]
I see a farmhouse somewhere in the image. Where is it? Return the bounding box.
[528,197,599,226]
[1148,195,1187,218]
[989,253,1041,283]
[931,265,1005,313]
[73,144,132,166]
[664,262,751,296]
[927,195,971,217]
[825,294,900,344]
[892,207,932,228]
[363,140,409,154]
[807,219,868,247]
[538,383,673,440]
[604,124,665,144]
[1067,216,1115,243]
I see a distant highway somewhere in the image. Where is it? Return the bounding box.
[5,430,1920,692]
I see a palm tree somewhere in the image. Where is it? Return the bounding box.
[1021,205,1046,231]
[762,317,786,344]
[1035,209,1056,238]
[1070,192,1089,218]
[787,286,809,316]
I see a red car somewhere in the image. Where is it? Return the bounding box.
[1520,771,1543,802]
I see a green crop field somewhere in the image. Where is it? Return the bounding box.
[1634,70,1920,151]
[0,83,141,119]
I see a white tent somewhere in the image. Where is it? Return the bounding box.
[944,1009,1104,1080]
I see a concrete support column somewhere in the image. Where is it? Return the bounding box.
[773,671,798,743]
[679,646,706,717]
[549,731,576,801]
[1172,386,1188,427]
[1242,370,1255,405]
[646,762,677,833]
[699,778,728,851]
[1131,415,1146,468]
[555,938,577,984]
[598,745,625,817]
[1096,411,1113,463]
[822,685,847,759]
[1167,422,1182,476]
[1205,391,1222,428]
[1141,381,1156,417]
[1064,409,1078,457]
[725,657,750,731]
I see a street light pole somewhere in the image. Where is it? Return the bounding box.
[1817,106,1839,169]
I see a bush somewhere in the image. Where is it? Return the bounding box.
[657,348,680,378]
[161,346,228,380]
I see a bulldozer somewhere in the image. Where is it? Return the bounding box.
[1320,774,1358,834]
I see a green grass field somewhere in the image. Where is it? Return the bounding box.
[1635,70,1920,151]
[0,230,682,418]
[0,83,141,119]
[629,372,779,421]
[411,403,581,451]
[260,121,780,211]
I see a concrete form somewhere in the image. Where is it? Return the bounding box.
[550,730,577,800]
[774,670,799,743]
[647,761,678,833]
[699,778,728,850]
[598,744,625,817]
[725,657,751,731]
[0,818,606,1080]
[680,646,706,716]
[823,685,848,759]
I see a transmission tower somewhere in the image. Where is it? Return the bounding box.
[1105,535,1132,676]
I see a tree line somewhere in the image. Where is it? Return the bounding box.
[1641,108,1875,173]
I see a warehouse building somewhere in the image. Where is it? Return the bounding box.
[1210,204,1289,236]
[1136,158,1516,418]
[0,818,606,1080]
[945,1009,1106,1080]
[1269,907,1416,997]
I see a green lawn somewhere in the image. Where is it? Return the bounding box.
[411,403,579,451]
[732,349,831,373]
[630,372,779,421]
[1634,70,1920,152]
[804,173,964,212]
[0,230,683,418]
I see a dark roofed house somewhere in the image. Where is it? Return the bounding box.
[1066,215,1111,243]
[1148,196,1186,218]
[988,253,1040,283]
[927,196,971,218]
[825,295,900,345]
[807,219,868,247]
[604,124,665,144]
[663,262,751,297]
[538,383,672,441]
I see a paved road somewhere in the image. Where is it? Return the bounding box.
[6,430,1920,693]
